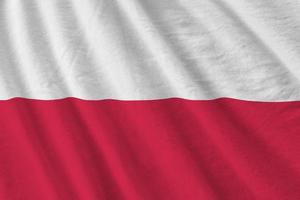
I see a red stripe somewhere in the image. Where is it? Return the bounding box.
[0,98,299,199]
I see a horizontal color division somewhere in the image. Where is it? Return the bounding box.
[1,1,300,200]
[0,98,299,200]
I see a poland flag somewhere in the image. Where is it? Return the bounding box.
[0,0,300,199]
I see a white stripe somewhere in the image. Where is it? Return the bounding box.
[0,0,300,101]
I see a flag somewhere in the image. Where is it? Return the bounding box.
[0,0,300,199]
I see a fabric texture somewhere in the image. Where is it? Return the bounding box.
[0,0,300,199]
